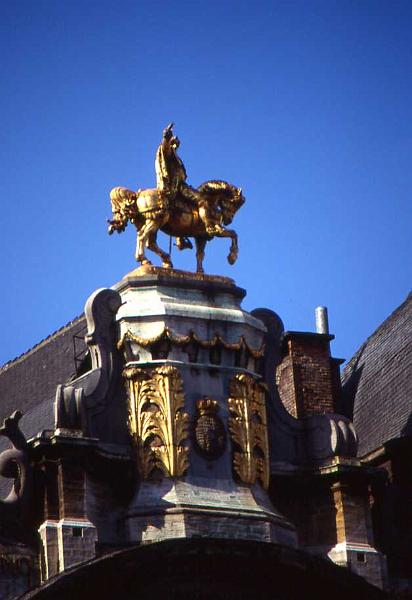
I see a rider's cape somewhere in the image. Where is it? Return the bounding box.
[155,139,187,197]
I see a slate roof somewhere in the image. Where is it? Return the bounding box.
[0,315,86,454]
[341,292,412,457]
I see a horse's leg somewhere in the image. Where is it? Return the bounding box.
[198,203,238,266]
[195,237,207,273]
[206,225,238,265]
[226,229,238,265]
[135,227,146,264]
[148,230,173,268]
[135,218,153,265]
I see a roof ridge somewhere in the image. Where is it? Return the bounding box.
[0,314,86,374]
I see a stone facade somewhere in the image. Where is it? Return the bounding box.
[0,269,409,598]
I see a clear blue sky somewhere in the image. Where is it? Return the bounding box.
[1,0,411,367]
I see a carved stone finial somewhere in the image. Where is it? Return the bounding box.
[0,410,26,451]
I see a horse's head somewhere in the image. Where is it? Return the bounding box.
[220,185,245,225]
[197,181,245,226]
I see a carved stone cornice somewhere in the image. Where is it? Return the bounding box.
[124,365,189,478]
[228,374,269,489]
[122,265,236,286]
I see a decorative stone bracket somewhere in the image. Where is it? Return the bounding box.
[124,365,189,478]
[228,374,269,489]
[55,288,122,434]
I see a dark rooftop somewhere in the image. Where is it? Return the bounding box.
[0,315,86,444]
[341,292,412,457]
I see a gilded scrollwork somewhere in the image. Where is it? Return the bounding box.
[124,365,189,478]
[228,374,269,489]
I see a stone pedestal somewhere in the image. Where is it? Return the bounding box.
[114,267,296,547]
[126,478,295,546]
[39,518,97,580]
[328,478,387,588]
[36,434,98,581]
[300,465,387,590]
[327,541,387,590]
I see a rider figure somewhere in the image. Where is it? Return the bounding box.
[155,123,188,200]
[156,123,204,249]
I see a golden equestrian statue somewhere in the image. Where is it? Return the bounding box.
[107,124,245,273]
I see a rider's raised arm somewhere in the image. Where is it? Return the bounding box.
[159,126,174,160]
[163,122,174,141]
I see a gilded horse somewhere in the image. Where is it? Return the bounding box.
[108,180,245,273]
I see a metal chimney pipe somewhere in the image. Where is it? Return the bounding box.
[315,306,329,334]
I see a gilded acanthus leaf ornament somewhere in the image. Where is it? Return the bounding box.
[228,374,269,489]
[124,366,189,478]
[108,124,245,273]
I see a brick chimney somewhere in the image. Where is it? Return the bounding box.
[276,326,343,419]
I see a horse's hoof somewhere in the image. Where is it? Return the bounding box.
[228,253,237,265]
[162,261,173,269]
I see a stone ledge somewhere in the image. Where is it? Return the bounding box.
[114,265,246,298]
